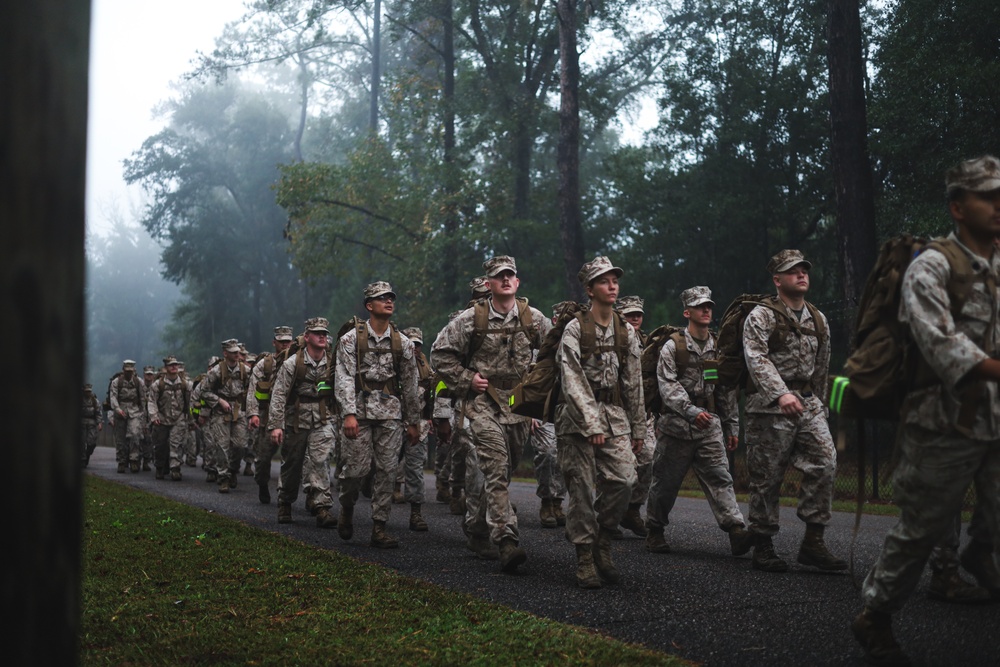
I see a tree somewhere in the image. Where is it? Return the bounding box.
[557,0,585,300]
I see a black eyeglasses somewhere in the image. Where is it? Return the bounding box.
[374,294,395,302]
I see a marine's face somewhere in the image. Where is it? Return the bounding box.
[773,264,810,296]
[623,311,643,330]
[684,303,713,326]
[951,188,1000,241]
[586,272,619,306]
[488,270,519,297]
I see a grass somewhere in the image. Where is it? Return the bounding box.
[80,476,690,667]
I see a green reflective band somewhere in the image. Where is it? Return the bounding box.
[508,394,515,407]
[316,382,331,391]
[435,380,448,395]
[829,376,850,414]
[703,368,719,381]
[254,390,270,401]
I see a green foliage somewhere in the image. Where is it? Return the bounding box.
[81,476,687,666]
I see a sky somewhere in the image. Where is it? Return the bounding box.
[86,0,248,235]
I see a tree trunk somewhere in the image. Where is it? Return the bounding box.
[557,0,585,301]
[369,0,382,133]
[828,0,877,318]
[2,1,88,663]
[440,0,459,305]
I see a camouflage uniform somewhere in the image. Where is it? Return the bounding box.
[555,273,645,550]
[861,231,1000,612]
[192,340,249,491]
[268,319,338,523]
[334,284,421,531]
[395,328,432,512]
[246,326,295,502]
[647,287,748,550]
[109,360,146,472]
[430,257,550,558]
[141,366,157,470]
[743,258,835,537]
[147,357,192,479]
[81,384,101,466]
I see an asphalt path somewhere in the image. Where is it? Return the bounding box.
[85,446,999,667]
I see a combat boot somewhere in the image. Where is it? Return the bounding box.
[752,534,788,572]
[277,503,292,524]
[645,527,671,554]
[539,498,558,529]
[218,477,230,494]
[728,525,754,556]
[959,540,1000,599]
[552,498,566,526]
[243,460,253,476]
[170,467,182,482]
[371,520,399,549]
[227,472,238,489]
[466,534,499,560]
[315,507,338,529]
[498,537,527,573]
[851,607,911,667]
[338,505,354,540]
[620,503,648,537]
[409,503,428,531]
[258,484,271,504]
[436,480,450,503]
[392,481,405,504]
[797,523,847,571]
[155,467,166,480]
[130,460,140,473]
[142,460,151,472]
[575,544,602,589]
[117,462,126,474]
[449,491,466,516]
[305,494,316,515]
[206,470,218,483]
[928,567,990,604]
[593,529,621,584]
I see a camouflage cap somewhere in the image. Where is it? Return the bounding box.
[767,249,812,274]
[143,365,156,375]
[946,155,1000,197]
[616,295,644,314]
[273,325,294,342]
[122,359,136,369]
[221,338,241,352]
[578,256,624,285]
[363,281,396,300]
[680,286,715,308]
[246,354,257,365]
[162,356,180,366]
[402,327,423,345]
[304,317,330,333]
[84,383,93,390]
[468,275,490,296]
[483,255,517,277]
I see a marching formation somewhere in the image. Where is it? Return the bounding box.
[87,155,1000,667]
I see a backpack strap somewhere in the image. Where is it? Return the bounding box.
[466,297,540,369]
[354,320,402,396]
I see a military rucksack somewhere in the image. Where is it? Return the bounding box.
[104,371,141,411]
[509,304,630,421]
[640,325,689,414]
[715,293,826,393]
[830,235,984,423]
[335,316,405,396]
[465,296,542,368]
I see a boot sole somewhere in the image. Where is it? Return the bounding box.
[501,550,527,573]
[797,554,848,571]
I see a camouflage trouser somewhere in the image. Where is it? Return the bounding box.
[81,423,99,464]
[530,421,566,500]
[629,414,656,505]
[338,419,403,522]
[557,431,637,546]
[200,425,216,473]
[434,428,452,489]
[113,414,144,463]
[863,425,1000,613]
[467,415,530,544]
[152,422,188,472]
[396,420,431,503]
[140,428,154,465]
[455,421,484,534]
[253,427,279,490]
[744,405,836,535]
[206,414,248,484]
[277,423,335,510]
[646,424,745,533]
[184,428,200,466]
[928,505,991,572]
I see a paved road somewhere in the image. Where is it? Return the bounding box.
[85,446,999,666]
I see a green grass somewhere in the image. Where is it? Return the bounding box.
[80,476,690,666]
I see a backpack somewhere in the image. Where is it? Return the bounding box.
[509,305,629,421]
[715,293,826,393]
[104,371,141,411]
[465,296,542,368]
[640,325,689,414]
[831,235,981,422]
[336,317,404,395]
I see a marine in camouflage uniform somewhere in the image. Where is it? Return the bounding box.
[743,249,846,573]
[431,256,551,572]
[854,156,1000,666]
[192,339,249,493]
[531,303,570,530]
[140,365,157,471]
[393,327,433,532]
[555,257,646,588]
[268,318,339,528]
[247,326,295,505]
[176,362,199,467]
[335,282,421,549]
[81,384,102,467]
[645,286,752,557]
[614,295,655,537]
[109,360,146,473]
[147,356,192,481]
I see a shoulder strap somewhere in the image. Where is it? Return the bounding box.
[670,330,690,373]
[576,311,596,360]
[926,237,978,316]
